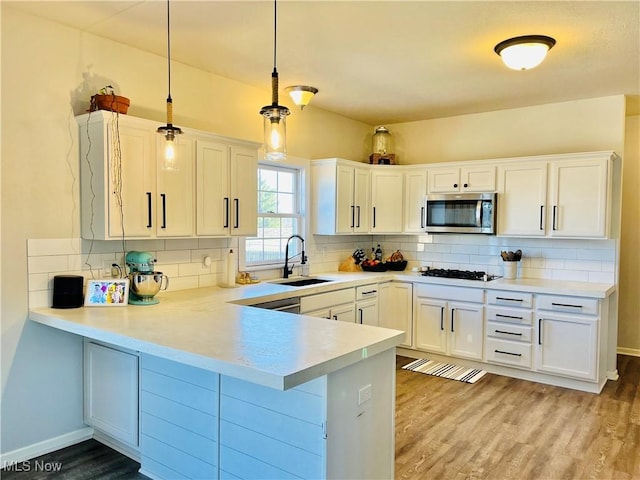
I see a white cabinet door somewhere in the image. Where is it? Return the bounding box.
[379,282,413,347]
[548,158,608,238]
[353,166,370,233]
[156,135,194,237]
[414,298,447,354]
[497,161,548,236]
[84,341,139,447]
[230,146,258,236]
[461,165,496,192]
[371,169,403,233]
[331,303,356,323]
[537,314,597,380]
[106,120,156,239]
[403,168,427,233]
[428,166,460,193]
[336,165,356,233]
[356,300,379,326]
[448,301,484,360]
[196,140,230,236]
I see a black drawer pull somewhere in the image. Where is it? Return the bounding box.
[495,329,523,336]
[496,313,524,320]
[495,350,522,357]
[551,302,582,309]
[496,297,523,302]
[361,290,377,296]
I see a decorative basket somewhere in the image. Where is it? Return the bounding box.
[361,263,388,272]
[90,94,130,114]
[385,260,408,271]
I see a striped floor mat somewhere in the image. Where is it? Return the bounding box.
[402,358,487,384]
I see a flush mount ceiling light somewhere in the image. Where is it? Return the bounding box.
[260,0,290,162]
[494,35,556,71]
[285,85,319,110]
[157,0,182,170]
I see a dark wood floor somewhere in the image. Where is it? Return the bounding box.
[2,355,639,479]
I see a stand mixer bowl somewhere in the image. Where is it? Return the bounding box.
[128,272,169,305]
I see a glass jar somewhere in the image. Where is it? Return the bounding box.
[372,126,393,155]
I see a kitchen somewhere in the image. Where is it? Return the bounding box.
[2,1,639,479]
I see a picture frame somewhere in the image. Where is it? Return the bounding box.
[84,278,130,307]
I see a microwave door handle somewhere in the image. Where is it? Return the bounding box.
[476,200,482,226]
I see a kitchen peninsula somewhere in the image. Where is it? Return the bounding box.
[29,276,405,480]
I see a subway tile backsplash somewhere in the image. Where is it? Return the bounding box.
[27,234,616,309]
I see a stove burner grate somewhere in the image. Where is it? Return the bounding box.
[421,268,498,281]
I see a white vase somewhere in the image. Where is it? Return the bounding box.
[503,261,518,279]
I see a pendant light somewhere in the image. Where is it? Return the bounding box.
[260,0,290,161]
[157,0,182,170]
[494,35,556,71]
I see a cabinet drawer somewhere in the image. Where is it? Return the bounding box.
[486,306,532,325]
[415,284,484,303]
[487,321,532,343]
[487,290,533,308]
[536,295,599,316]
[356,284,378,301]
[486,338,532,369]
[300,288,355,313]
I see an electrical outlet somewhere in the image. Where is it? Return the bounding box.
[358,384,372,406]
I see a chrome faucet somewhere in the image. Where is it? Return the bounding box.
[283,235,307,278]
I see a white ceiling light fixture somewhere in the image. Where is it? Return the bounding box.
[494,35,556,71]
[260,0,290,162]
[285,85,319,110]
[157,0,182,170]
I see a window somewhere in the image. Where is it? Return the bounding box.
[244,164,302,267]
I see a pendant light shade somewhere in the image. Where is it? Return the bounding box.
[260,0,290,161]
[285,85,318,109]
[494,35,556,71]
[157,0,182,170]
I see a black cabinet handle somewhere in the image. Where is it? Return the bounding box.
[362,290,377,296]
[496,297,523,302]
[146,192,153,228]
[552,205,557,230]
[233,198,239,229]
[453,183,458,188]
[223,197,229,228]
[496,313,524,320]
[450,308,455,332]
[372,207,376,228]
[356,206,361,228]
[160,193,167,229]
[539,205,544,230]
[495,329,522,336]
[350,205,355,228]
[420,206,425,228]
[440,307,444,331]
[495,350,522,357]
[538,318,543,345]
[551,302,582,309]
[359,308,363,324]
[463,183,468,188]
[332,315,337,321]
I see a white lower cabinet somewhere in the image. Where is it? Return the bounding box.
[379,281,413,347]
[84,340,139,448]
[300,288,356,323]
[356,284,379,326]
[414,284,484,360]
[536,294,599,381]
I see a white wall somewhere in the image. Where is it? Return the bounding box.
[0,7,370,456]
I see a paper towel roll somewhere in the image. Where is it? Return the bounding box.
[226,249,237,287]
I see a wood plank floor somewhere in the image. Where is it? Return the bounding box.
[2,354,639,479]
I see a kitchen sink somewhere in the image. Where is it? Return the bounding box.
[269,277,333,287]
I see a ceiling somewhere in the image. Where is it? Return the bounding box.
[8,1,640,125]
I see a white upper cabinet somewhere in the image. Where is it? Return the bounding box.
[498,152,614,239]
[497,161,548,237]
[548,157,609,238]
[371,167,404,233]
[403,168,428,233]
[79,112,258,240]
[312,159,370,234]
[428,165,495,193]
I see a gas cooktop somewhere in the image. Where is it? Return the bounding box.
[421,268,499,282]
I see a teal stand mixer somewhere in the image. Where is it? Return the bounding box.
[125,251,169,305]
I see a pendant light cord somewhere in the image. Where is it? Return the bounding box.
[271,0,279,106]
[166,0,173,123]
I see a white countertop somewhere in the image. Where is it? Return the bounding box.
[29,271,614,390]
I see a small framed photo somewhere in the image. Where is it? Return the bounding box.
[85,279,129,307]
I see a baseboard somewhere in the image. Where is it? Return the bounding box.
[617,347,640,357]
[92,430,140,462]
[0,427,93,465]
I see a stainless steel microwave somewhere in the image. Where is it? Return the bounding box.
[424,192,496,234]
